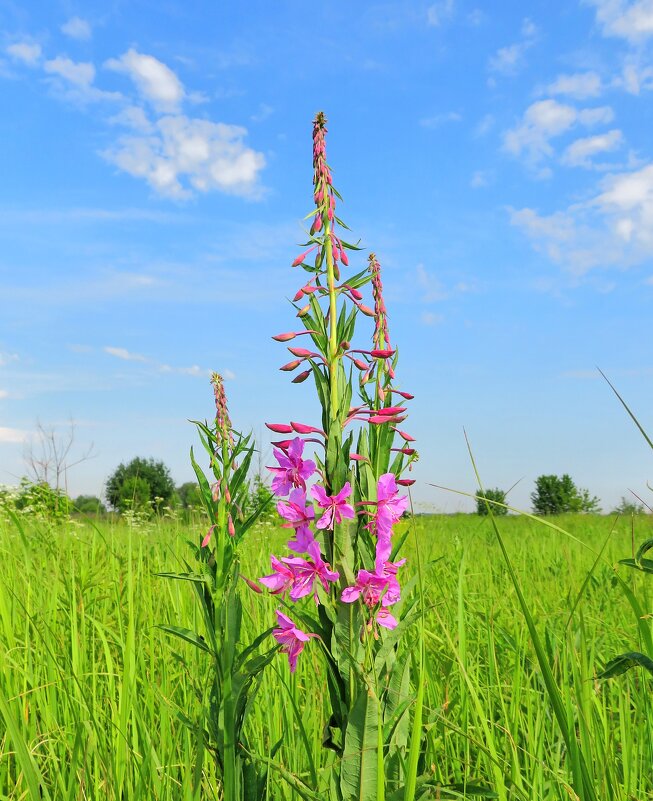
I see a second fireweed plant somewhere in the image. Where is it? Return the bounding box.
[160,373,275,801]
[259,113,420,799]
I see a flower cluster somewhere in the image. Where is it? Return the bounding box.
[260,437,409,668]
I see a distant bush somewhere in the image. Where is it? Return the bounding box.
[10,479,73,520]
[106,457,175,513]
[476,487,508,516]
[612,496,648,515]
[74,495,107,515]
[532,474,600,515]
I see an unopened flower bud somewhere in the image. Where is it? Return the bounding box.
[292,369,311,383]
[280,359,303,371]
[266,422,294,434]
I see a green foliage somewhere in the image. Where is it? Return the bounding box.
[105,457,175,513]
[176,481,204,511]
[531,474,600,515]
[12,479,73,520]
[612,496,647,515]
[74,494,107,515]
[475,488,507,516]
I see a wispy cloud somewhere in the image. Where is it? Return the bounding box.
[561,129,624,168]
[587,0,653,43]
[105,49,184,112]
[504,99,614,174]
[545,71,603,99]
[511,163,653,273]
[104,346,147,362]
[61,17,92,41]
[420,111,462,128]
[0,389,9,399]
[0,427,28,443]
[0,351,19,366]
[427,0,455,27]
[488,18,538,76]
[43,55,122,103]
[6,42,42,66]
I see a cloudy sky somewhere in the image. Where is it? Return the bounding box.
[1,0,653,512]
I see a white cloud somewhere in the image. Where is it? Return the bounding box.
[44,56,95,87]
[504,100,615,169]
[427,0,455,26]
[250,103,273,123]
[511,163,653,273]
[420,111,462,128]
[103,114,266,199]
[488,18,538,75]
[104,346,147,362]
[0,389,9,399]
[588,0,653,43]
[421,311,444,326]
[546,71,603,99]
[561,129,624,168]
[0,351,19,366]
[0,427,27,443]
[105,49,184,111]
[618,60,653,93]
[470,169,491,187]
[61,17,92,41]
[416,264,448,302]
[6,42,42,66]
[108,105,154,132]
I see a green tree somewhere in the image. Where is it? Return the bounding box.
[105,457,175,513]
[177,481,204,510]
[15,479,73,519]
[531,474,600,515]
[476,487,508,516]
[74,494,107,515]
[613,496,647,515]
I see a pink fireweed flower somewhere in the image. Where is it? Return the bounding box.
[341,569,389,607]
[282,554,339,603]
[259,555,295,595]
[277,488,318,555]
[376,473,409,536]
[311,482,355,529]
[373,608,398,631]
[268,437,316,496]
[272,610,316,673]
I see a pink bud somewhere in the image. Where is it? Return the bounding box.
[292,369,311,383]
[265,423,294,434]
[369,414,404,424]
[291,421,326,436]
[388,365,396,379]
[349,453,369,462]
[293,288,305,302]
[240,575,263,594]
[352,358,367,370]
[313,214,322,232]
[288,347,316,357]
[228,514,235,537]
[397,479,415,486]
[374,406,407,416]
[280,359,303,371]
[394,429,416,442]
[348,286,363,301]
[272,332,297,342]
[211,482,220,502]
[225,486,231,503]
[391,448,416,456]
[201,524,217,548]
[357,304,375,317]
[297,304,310,317]
[341,248,349,266]
[292,245,317,267]
[370,349,395,358]
[394,391,415,400]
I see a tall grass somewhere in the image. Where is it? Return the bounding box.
[0,512,651,799]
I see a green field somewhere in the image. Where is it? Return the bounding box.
[1,512,651,800]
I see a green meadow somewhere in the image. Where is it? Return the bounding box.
[0,512,651,800]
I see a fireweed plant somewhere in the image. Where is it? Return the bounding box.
[258,112,421,799]
[159,373,275,801]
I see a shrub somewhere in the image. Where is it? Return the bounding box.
[106,457,175,513]
[476,487,508,515]
[531,474,600,515]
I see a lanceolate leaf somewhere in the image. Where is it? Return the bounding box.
[340,687,381,801]
[598,651,653,680]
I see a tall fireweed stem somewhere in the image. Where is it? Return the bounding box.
[255,111,424,798]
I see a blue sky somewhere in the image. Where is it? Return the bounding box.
[1,0,653,513]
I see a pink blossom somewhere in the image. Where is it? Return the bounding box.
[375,473,409,536]
[282,553,339,603]
[272,610,316,673]
[311,482,355,529]
[259,555,295,595]
[268,438,316,496]
[373,608,398,630]
[341,569,388,606]
[277,489,318,555]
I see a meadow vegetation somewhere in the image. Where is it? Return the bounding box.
[0,511,651,799]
